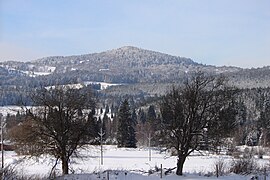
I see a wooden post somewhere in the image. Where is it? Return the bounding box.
[160,164,163,179]
[216,164,219,178]
[264,167,266,180]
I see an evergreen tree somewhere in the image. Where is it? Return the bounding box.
[147,105,156,122]
[148,106,163,146]
[97,116,106,139]
[117,99,137,148]
[138,108,146,124]
[103,113,111,140]
[100,108,103,115]
[258,101,270,146]
[147,105,157,131]
[131,109,137,124]
[105,104,110,114]
[88,113,99,143]
[111,104,115,114]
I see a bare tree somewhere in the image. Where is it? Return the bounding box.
[159,72,236,175]
[8,86,96,175]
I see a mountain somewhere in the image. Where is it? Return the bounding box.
[0,46,241,84]
[0,46,270,105]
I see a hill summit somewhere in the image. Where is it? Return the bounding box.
[0,46,269,88]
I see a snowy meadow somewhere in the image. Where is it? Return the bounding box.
[3,145,269,179]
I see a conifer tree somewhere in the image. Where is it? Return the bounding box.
[105,105,110,114]
[147,105,157,131]
[131,109,137,124]
[138,108,146,124]
[117,99,137,148]
[88,113,99,140]
[258,101,270,146]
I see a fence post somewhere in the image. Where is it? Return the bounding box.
[216,164,219,178]
[160,164,163,179]
[264,167,266,180]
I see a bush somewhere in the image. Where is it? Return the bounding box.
[213,158,227,177]
[257,147,264,159]
[0,165,17,179]
[230,157,258,175]
[0,165,34,180]
[0,164,49,180]
[243,147,254,159]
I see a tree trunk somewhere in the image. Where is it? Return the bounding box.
[176,155,186,175]
[61,156,69,175]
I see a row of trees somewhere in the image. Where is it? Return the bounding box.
[7,72,270,176]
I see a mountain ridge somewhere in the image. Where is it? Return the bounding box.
[0,46,269,88]
[1,46,267,70]
[33,46,197,67]
[0,46,270,106]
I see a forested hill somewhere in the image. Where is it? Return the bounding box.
[0,46,242,85]
[0,46,270,105]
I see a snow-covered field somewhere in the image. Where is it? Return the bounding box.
[0,106,24,116]
[1,106,269,179]
[3,145,269,179]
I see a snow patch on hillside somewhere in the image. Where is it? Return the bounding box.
[44,82,121,91]
[21,65,56,77]
[0,64,56,77]
[84,81,122,90]
[21,70,52,77]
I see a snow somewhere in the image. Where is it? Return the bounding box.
[84,81,122,90]
[99,68,110,71]
[0,64,56,77]
[3,145,269,179]
[0,106,269,179]
[44,81,121,91]
[21,70,52,77]
[45,83,84,90]
[21,65,56,77]
[0,106,24,116]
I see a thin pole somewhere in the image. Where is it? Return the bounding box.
[160,164,163,179]
[147,133,152,161]
[98,127,105,165]
[1,116,3,169]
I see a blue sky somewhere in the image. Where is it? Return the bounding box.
[0,0,269,68]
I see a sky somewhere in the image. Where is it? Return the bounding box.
[0,0,269,68]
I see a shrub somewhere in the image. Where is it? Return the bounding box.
[213,158,227,177]
[257,147,264,159]
[230,157,258,175]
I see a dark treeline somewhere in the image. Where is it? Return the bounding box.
[5,85,270,148]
